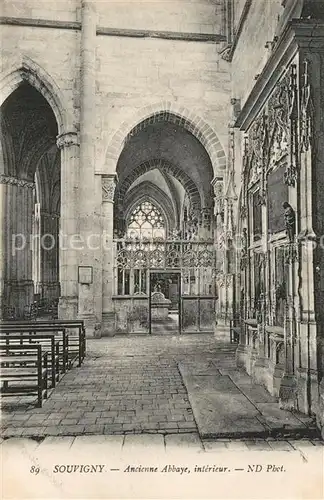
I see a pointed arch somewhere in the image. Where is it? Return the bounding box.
[105,101,226,175]
[0,54,73,135]
[124,181,177,234]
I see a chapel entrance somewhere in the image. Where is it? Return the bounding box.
[110,110,222,335]
[149,271,181,335]
[113,236,217,335]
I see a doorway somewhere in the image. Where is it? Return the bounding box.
[149,271,181,335]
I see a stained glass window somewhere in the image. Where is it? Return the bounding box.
[127,201,166,240]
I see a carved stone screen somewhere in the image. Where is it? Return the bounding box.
[267,165,288,234]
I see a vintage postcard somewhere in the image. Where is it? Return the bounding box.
[0,0,323,498]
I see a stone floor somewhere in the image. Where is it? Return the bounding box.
[2,332,323,499]
[0,331,320,440]
[2,433,323,455]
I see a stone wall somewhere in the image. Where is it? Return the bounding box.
[232,0,283,104]
[1,1,231,175]
[233,0,248,30]
[96,0,225,34]
[1,0,78,21]
[1,24,79,128]
[96,35,231,173]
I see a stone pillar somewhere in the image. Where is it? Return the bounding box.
[0,179,6,313]
[0,175,34,316]
[279,64,299,411]
[32,203,41,296]
[253,200,269,380]
[56,132,80,319]
[212,176,225,325]
[40,211,60,300]
[101,174,117,336]
[77,0,99,336]
[295,47,324,421]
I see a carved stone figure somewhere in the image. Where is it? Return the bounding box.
[240,228,248,270]
[282,202,296,242]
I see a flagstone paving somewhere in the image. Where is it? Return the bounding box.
[0,331,321,441]
[179,360,317,439]
[2,333,232,438]
[2,433,323,457]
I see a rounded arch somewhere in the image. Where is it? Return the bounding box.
[0,54,73,135]
[115,159,202,213]
[105,102,226,175]
[124,181,177,233]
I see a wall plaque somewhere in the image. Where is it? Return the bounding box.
[78,266,93,284]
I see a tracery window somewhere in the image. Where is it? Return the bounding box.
[127,200,166,240]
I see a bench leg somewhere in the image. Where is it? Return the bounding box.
[37,381,43,408]
[78,331,83,366]
[52,351,56,388]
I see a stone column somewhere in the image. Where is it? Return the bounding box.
[212,176,225,325]
[253,198,268,377]
[101,174,117,336]
[56,132,80,319]
[279,64,299,410]
[77,0,99,336]
[295,46,324,420]
[40,211,60,300]
[32,203,41,295]
[0,175,34,316]
[0,179,6,313]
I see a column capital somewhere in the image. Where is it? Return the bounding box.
[102,174,118,203]
[40,210,60,219]
[56,131,79,150]
[0,174,35,189]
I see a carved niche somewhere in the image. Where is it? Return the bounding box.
[267,164,288,234]
[241,65,299,231]
[244,65,298,190]
[212,177,224,219]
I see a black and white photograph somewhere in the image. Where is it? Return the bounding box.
[0,0,323,498]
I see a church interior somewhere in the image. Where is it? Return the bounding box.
[1,0,324,440]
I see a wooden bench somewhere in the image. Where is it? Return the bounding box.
[0,320,85,367]
[0,333,60,388]
[0,326,69,374]
[0,344,49,408]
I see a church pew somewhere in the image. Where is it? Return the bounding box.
[0,344,49,408]
[0,326,69,373]
[0,333,60,388]
[1,320,86,367]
